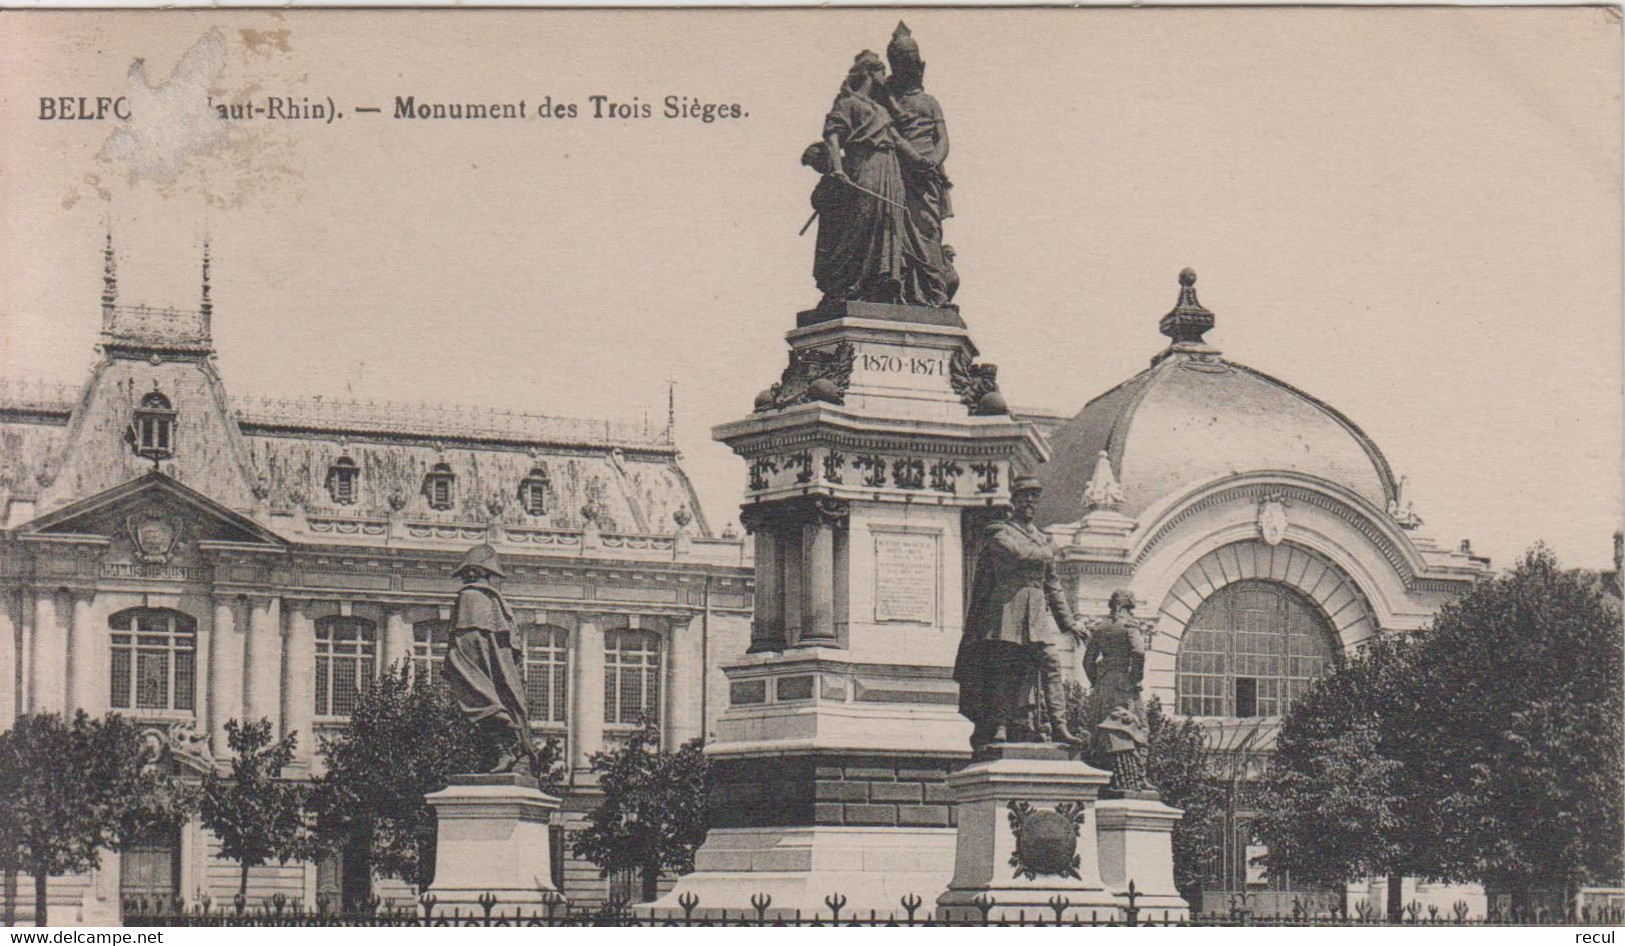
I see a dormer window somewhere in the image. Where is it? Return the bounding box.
[423,462,456,511]
[129,391,176,461]
[518,467,550,517]
[326,457,359,505]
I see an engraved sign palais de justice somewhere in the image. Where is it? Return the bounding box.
[1,11,1620,934]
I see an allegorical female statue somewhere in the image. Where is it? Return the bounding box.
[883,22,954,308]
[446,544,536,773]
[955,476,1087,750]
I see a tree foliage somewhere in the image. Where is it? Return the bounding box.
[0,711,190,925]
[1257,546,1624,911]
[309,663,564,893]
[198,719,308,898]
[571,721,708,897]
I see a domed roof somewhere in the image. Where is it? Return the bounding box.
[1033,271,1397,527]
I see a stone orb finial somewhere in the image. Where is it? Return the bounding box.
[1179,267,1197,287]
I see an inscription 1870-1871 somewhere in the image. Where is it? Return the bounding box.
[859,351,947,377]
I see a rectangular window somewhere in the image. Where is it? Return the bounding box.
[1235,677,1258,718]
[108,609,195,713]
[315,617,378,717]
[603,629,661,727]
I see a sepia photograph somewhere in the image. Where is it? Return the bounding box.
[0,6,1620,933]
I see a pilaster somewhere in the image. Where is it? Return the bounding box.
[383,608,413,675]
[31,589,66,715]
[282,600,316,762]
[0,590,18,729]
[571,614,606,779]
[245,596,281,732]
[210,595,244,755]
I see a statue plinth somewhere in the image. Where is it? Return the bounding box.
[646,303,1047,918]
[1095,797,1189,918]
[424,773,562,914]
[936,744,1125,921]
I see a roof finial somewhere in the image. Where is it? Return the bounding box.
[100,225,118,329]
[199,236,213,337]
[667,379,676,440]
[1083,449,1125,512]
[1153,267,1219,365]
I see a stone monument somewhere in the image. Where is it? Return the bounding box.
[652,26,1048,916]
[425,545,562,913]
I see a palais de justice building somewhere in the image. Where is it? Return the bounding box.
[0,240,754,921]
[2,243,1491,921]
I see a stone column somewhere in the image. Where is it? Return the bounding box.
[30,590,66,715]
[0,591,18,730]
[66,593,95,714]
[780,526,804,646]
[282,601,316,760]
[666,616,703,746]
[383,608,413,677]
[210,596,243,754]
[245,596,282,733]
[744,507,784,652]
[571,615,606,778]
[799,499,846,646]
[193,601,212,748]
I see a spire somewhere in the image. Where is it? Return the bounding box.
[100,226,118,330]
[667,379,676,441]
[1082,449,1125,512]
[199,236,212,337]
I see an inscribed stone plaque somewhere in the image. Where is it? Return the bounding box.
[873,531,938,624]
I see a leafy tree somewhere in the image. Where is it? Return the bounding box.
[1401,546,1623,911]
[1064,685,1224,904]
[198,719,308,899]
[571,721,708,902]
[1254,631,1419,919]
[309,663,563,895]
[0,712,189,926]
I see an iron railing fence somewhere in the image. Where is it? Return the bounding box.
[118,890,1625,928]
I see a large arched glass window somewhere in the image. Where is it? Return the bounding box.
[604,629,661,727]
[523,625,569,724]
[1176,580,1338,719]
[109,608,196,712]
[315,616,378,717]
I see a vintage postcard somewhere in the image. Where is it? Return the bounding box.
[0,7,1619,932]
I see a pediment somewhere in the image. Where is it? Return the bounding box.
[17,469,286,549]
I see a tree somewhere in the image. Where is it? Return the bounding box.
[198,719,308,899]
[571,721,708,903]
[309,663,564,896]
[1254,631,1419,919]
[1064,685,1224,905]
[1401,546,1623,912]
[0,712,189,926]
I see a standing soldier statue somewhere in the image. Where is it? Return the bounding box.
[446,544,536,774]
[955,476,1087,751]
[1082,589,1154,793]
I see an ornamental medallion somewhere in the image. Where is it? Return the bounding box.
[1257,499,1288,546]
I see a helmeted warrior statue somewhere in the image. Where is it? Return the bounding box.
[882,21,954,308]
[955,476,1087,751]
[446,544,536,773]
[1083,589,1154,793]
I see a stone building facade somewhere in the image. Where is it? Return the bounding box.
[1028,271,1491,914]
[0,240,753,922]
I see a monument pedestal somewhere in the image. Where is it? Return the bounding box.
[1095,797,1190,919]
[424,774,562,913]
[647,301,1050,918]
[936,745,1124,922]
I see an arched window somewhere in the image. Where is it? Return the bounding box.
[315,617,377,717]
[129,391,177,461]
[604,629,662,727]
[518,467,551,517]
[411,620,450,685]
[327,457,360,505]
[523,625,568,724]
[109,608,196,712]
[1176,580,1338,719]
[423,463,456,511]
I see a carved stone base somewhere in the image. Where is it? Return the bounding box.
[1095,798,1190,919]
[424,773,562,913]
[936,744,1124,921]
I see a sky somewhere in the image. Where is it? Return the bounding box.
[0,8,1620,568]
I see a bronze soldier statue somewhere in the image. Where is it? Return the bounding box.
[1083,590,1154,792]
[955,476,1087,751]
[446,544,535,773]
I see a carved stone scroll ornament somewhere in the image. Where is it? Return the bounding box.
[949,349,1009,416]
[754,342,856,413]
[1006,801,1088,881]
